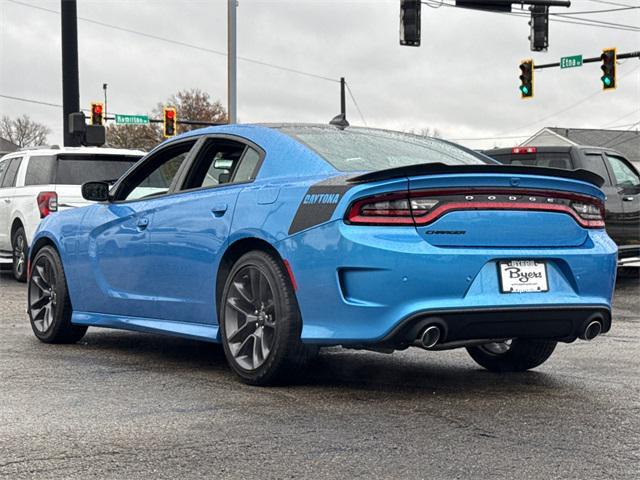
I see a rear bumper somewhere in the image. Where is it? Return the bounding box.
[281,221,618,344]
[379,305,611,347]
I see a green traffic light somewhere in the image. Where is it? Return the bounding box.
[602,76,612,86]
[520,86,529,95]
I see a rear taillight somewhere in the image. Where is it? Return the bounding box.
[511,146,537,154]
[346,189,605,229]
[37,191,58,218]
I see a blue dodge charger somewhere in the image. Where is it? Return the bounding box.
[27,124,617,385]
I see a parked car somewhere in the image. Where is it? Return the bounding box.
[27,125,616,385]
[0,146,143,281]
[483,145,640,266]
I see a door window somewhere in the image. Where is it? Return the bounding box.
[0,159,9,187]
[116,141,196,201]
[1,157,22,188]
[182,139,261,190]
[606,155,640,189]
[582,154,612,185]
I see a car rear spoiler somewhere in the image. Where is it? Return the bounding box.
[347,163,605,188]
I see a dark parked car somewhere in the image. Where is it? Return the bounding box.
[484,146,640,265]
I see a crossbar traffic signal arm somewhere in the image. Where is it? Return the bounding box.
[455,0,570,8]
[534,51,640,70]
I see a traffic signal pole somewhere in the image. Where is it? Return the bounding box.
[61,0,81,147]
[227,0,237,124]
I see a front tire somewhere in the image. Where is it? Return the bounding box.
[466,339,557,372]
[28,246,87,344]
[12,226,27,282]
[220,250,309,385]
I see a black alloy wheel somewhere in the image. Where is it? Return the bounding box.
[28,246,87,343]
[12,227,27,282]
[220,250,312,385]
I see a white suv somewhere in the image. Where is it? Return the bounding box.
[0,146,144,281]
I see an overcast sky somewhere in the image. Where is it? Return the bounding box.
[0,0,638,149]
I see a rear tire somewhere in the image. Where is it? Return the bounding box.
[11,226,27,282]
[466,339,557,372]
[220,250,310,385]
[28,246,87,344]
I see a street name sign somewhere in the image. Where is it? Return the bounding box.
[115,114,149,125]
[560,55,583,69]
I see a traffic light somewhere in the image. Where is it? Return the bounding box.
[528,5,549,52]
[399,0,421,47]
[90,102,104,126]
[600,48,616,90]
[519,60,534,99]
[163,107,177,137]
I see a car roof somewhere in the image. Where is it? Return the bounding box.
[8,146,145,157]
[484,145,627,156]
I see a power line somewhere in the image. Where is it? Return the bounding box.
[422,0,640,31]
[345,82,367,126]
[450,135,530,142]
[601,109,640,128]
[6,0,340,84]
[0,93,63,108]
[555,6,640,16]
[586,0,636,8]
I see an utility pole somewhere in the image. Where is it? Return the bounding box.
[61,0,81,146]
[227,0,237,124]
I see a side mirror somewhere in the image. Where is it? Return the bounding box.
[81,181,110,202]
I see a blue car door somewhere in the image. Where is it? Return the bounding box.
[74,139,199,318]
[143,137,264,325]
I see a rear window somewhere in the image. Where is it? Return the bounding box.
[487,152,573,170]
[281,127,488,172]
[25,154,140,186]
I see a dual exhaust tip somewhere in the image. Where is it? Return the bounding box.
[417,318,603,349]
[580,320,603,341]
[419,325,442,349]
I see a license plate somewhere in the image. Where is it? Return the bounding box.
[498,260,548,293]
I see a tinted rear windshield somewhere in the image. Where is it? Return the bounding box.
[25,154,140,186]
[487,152,573,170]
[280,127,488,172]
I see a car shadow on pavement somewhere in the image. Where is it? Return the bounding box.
[68,329,567,395]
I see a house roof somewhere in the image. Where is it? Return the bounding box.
[0,136,19,154]
[524,127,639,164]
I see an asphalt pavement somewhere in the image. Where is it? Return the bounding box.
[1,269,638,479]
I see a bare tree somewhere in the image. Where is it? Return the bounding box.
[406,127,442,139]
[105,124,162,151]
[0,115,51,148]
[106,88,228,150]
[154,88,228,134]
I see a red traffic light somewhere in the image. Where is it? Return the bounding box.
[90,102,104,125]
[166,109,175,120]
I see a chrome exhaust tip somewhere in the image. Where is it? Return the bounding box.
[420,325,441,349]
[580,320,602,341]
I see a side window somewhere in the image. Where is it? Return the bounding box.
[606,155,640,188]
[24,156,56,186]
[1,157,22,188]
[0,159,9,187]
[116,141,196,201]
[182,139,260,190]
[232,147,261,183]
[582,154,612,186]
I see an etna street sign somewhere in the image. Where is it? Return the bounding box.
[115,114,149,125]
[560,55,583,69]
